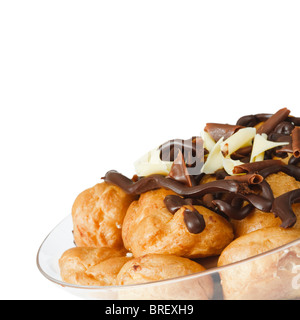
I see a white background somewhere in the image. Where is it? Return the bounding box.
[1,0,300,300]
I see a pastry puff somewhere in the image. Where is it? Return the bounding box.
[59,247,130,286]
[122,189,234,259]
[117,254,214,300]
[218,227,300,300]
[231,172,300,237]
[72,182,136,249]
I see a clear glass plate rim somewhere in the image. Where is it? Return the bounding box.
[36,214,300,291]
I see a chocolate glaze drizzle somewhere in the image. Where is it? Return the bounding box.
[164,195,200,214]
[272,189,300,228]
[184,207,206,234]
[103,170,273,212]
[163,195,206,234]
[212,200,254,220]
[258,164,300,181]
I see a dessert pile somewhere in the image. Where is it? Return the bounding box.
[59,108,300,300]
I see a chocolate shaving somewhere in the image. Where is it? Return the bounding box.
[257,108,291,135]
[183,207,206,234]
[204,123,244,142]
[267,133,293,154]
[292,127,300,158]
[225,173,264,185]
[167,150,193,187]
[231,146,253,160]
[233,160,285,174]
[103,170,273,212]
[272,189,300,228]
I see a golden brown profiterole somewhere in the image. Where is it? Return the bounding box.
[117,254,214,300]
[122,188,234,259]
[231,172,300,237]
[72,182,136,249]
[218,227,300,300]
[59,247,130,286]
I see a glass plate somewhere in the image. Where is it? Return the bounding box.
[37,215,300,300]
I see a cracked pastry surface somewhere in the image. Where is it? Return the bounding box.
[59,247,130,286]
[122,188,234,258]
[218,227,300,300]
[72,182,136,249]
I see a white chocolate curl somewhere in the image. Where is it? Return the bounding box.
[201,131,216,153]
[220,127,256,157]
[201,138,224,174]
[134,149,173,177]
[250,134,289,163]
[223,158,244,176]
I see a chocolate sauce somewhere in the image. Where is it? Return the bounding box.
[258,164,300,181]
[163,195,206,234]
[103,170,273,212]
[212,200,254,220]
[272,189,300,228]
[164,195,200,214]
[183,207,206,234]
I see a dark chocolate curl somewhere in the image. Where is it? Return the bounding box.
[233,160,284,174]
[183,207,206,234]
[204,123,244,142]
[225,173,264,185]
[292,127,300,158]
[257,108,291,135]
[272,189,300,228]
